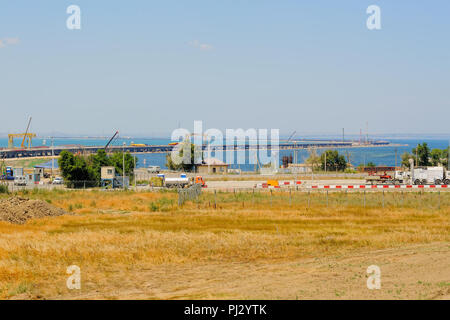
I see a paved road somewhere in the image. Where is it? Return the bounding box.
[205,179,366,190]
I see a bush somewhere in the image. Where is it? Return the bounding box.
[149,202,159,212]
[150,177,163,187]
[0,184,9,194]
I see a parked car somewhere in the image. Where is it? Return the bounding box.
[14,176,27,186]
[52,177,64,185]
[147,166,161,173]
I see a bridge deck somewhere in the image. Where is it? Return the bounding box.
[0,142,393,159]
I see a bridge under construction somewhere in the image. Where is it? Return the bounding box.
[0,140,398,160]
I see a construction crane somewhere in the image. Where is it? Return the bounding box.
[104,131,119,152]
[285,131,298,164]
[8,117,36,149]
[286,131,297,144]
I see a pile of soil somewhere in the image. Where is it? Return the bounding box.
[0,197,68,224]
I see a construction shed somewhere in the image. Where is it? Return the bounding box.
[196,158,229,175]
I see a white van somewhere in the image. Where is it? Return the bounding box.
[14,176,27,186]
[147,166,161,173]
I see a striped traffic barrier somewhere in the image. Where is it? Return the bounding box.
[256,181,302,189]
[305,185,449,189]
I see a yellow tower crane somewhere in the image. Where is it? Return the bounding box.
[8,117,36,149]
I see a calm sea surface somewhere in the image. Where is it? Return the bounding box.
[1,137,449,171]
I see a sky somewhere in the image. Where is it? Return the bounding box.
[1,0,449,137]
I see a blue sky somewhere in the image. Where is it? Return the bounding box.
[1,1,449,137]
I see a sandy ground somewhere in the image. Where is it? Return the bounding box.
[52,242,449,300]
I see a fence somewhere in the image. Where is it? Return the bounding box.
[4,180,449,211]
[192,188,450,211]
[3,180,131,191]
[178,184,202,206]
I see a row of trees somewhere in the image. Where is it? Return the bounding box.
[59,149,136,187]
[306,149,349,172]
[304,143,449,172]
[401,143,449,168]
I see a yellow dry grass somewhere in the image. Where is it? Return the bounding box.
[0,189,448,299]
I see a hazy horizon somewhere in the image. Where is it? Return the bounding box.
[1,131,449,141]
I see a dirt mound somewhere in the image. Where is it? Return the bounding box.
[0,197,68,224]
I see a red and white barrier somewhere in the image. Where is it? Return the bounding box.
[256,181,302,189]
[306,185,449,189]
[279,180,302,186]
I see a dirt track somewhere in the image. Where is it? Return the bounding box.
[53,242,450,300]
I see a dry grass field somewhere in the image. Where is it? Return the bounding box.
[0,189,449,300]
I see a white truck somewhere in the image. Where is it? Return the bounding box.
[158,174,205,188]
[163,177,190,188]
[158,174,191,188]
[411,167,446,185]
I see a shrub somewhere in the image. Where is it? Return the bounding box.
[0,184,9,194]
[149,202,159,212]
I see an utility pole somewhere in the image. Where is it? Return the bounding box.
[295,142,298,183]
[342,128,345,143]
[311,147,314,185]
[51,137,54,180]
[134,154,137,190]
[123,142,126,189]
[366,122,369,144]
[395,148,398,169]
[416,144,418,167]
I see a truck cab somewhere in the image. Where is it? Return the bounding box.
[394,171,410,184]
[194,176,206,187]
[445,172,450,185]
[14,176,27,186]
[5,167,14,180]
[267,180,279,187]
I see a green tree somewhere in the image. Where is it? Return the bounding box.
[58,150,96,188]
[430,147,449,167]
[401,152,415,168]
[109,151,136,176]
[59,150,75,181]
[305,148,320,171]
[88,149,110,182]
[366,162,376,168]
[320,150,347,172]
[166,142,200,172]
[412,143,431,166]
[59,150,137,187]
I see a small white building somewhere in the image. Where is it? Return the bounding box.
[288,163,312,173]
[196,158,229,174]
[101,166,116,180]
